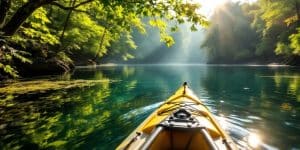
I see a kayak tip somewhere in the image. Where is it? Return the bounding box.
[183,82,187,94]
[183,82,187,86]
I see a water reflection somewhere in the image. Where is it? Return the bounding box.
[199,66,300,149]
[248,133,261,148]
[0,65,299,149]
[217,116,265,149]
[0,82,113,149]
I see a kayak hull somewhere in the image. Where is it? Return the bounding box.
[117,84,236,150]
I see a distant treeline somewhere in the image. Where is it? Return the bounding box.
[202,0,300,65]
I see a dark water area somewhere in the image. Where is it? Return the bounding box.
[0,65,300,149]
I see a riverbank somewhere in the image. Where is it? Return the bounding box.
[75,63,292,68]
[0,62,296,81]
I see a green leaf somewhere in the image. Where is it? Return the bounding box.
[3,65,19,78]
[190,24,198,31]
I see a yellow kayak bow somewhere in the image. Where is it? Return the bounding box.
[117,82,236,150]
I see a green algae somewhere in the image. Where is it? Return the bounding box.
[0,79,110,95]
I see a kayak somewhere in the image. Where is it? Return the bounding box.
[117,82,236,150]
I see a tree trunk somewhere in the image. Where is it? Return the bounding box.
[1,0,54,36]
[60,0,77,42]
[93,28,107,61]
[0,0,11,28]
[295,0,300,25]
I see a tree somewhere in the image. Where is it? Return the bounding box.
[201,2,258,63]
[0,0,208,78]
[202,0,300,65]
[252,0,300,63]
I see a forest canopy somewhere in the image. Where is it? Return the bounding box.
[201,0,300,64]
[0,0,208,78]
[1,0,300,79]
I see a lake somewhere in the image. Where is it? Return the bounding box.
[0,65,299,149]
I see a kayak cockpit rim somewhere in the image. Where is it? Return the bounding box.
[140,108,220,150]
[118,82,236,150]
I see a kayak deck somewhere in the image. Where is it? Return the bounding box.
[117,83,236,150]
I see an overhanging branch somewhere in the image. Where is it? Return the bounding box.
[0,0,11,27]
[50,0,95,10]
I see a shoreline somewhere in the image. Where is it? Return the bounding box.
[75,63,292,69]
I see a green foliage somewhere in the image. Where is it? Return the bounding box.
[0,0,208,78]
[9,7,59,48]
[0,63,19,78]
[251,0,300,60]
[148,19,174,46]
[202,0,300,64]
[0,6,60,78]
[275,42,291,55]
[160,34,175,47]
[289,29,300,55]
[10,50,32,63]
[0,43,33,78]
[104,31,138,62]
[276,28,300,56]
[61,12,109,56]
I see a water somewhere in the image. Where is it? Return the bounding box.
[0,65,300,149]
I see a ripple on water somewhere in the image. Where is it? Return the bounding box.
[217,115,278,150]
[228,116,253,123]
[119,102,163,121]
[247,116,262,120]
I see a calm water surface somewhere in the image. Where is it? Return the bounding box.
[0,65,300,149]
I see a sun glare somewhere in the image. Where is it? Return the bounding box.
[191,0,256,17]
[248,133,262,148]
[203,0,227,8]
[191,0,228,16]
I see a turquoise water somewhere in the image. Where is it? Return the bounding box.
[0,65,300,149]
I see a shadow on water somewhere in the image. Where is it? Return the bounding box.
[0,65,300,149]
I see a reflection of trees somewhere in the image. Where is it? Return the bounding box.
[0,66,174,149]
[272,71,300,103]
[2,66,299,149]
[201,67,300,113]
[0,74,113,149]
